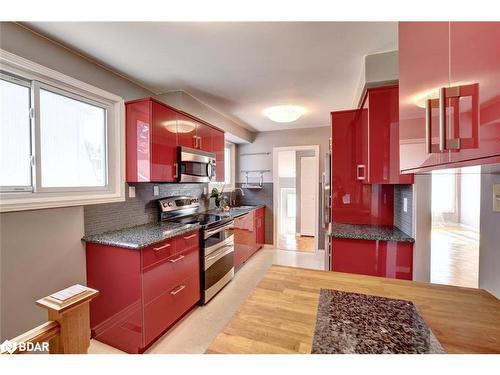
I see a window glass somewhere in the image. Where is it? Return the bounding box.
[39,88,106,187]
[0,78,32,188]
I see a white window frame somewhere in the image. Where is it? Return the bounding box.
[0,49,125,212]
[223,141,236,191]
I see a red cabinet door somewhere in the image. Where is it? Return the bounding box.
[197,122,213,152]
[447,22,500,165]
[255,207,265,248]
[151,102,178,182]
[176,113,199,149]
[212,128,225,182]
[234,212,254,268]
[331,110,394,225]
[363,86,414,184]
[332,238,413,280]
[399,22,451,172]
[126,100,151,182]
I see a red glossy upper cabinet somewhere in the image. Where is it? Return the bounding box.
[126,98,177,182]
[447,22,500,165]
[176,113,199,149]
[197,122,213,152]
[331,109,369,223]
[151,101,177,181]
[399,22,451,172]
[360,86,414,184]
[126,99,151,182]
[212,128,225,182]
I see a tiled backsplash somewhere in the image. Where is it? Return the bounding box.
[394,184,413,237]
[84,183,209,236]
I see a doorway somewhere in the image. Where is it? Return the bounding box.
[273,145,319,252]
[430,166,481,288]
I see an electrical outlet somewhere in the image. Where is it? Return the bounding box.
[128,186,136,198]
[153,185,160,197]
[494,184,500,212]
[403,197,408,213]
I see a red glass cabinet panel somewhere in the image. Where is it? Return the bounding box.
[126,98,177,182]
[398,22,451,172]
[359,86,414,184]
[399,22,500,172]
[448,22,500,165]
[85,230,200,353]
[212,128,225,182]
[197,122,213,152]
[332,238,413,280]
[126,99,151,182]
[176,112,199,149]
[331,109,394,225]
[151,101,177,181]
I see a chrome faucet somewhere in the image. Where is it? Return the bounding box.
[230,188,245,206]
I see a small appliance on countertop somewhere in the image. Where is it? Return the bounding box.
[158,196,234,304]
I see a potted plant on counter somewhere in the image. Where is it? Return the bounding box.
[210,186,228,210]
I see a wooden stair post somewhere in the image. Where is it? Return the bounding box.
[36,285,99,354]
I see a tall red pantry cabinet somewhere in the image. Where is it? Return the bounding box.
[399,22,500,173]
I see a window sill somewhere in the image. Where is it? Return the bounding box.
[0,191,125,213]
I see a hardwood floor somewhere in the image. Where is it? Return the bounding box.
[207,265,500,354]
[431,223,479,288]
[277,234,315,252]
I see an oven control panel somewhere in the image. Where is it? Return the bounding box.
[159,196,200,213]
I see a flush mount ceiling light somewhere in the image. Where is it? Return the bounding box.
[264,105,306,123]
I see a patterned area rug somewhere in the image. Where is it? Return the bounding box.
[311,289,445,354]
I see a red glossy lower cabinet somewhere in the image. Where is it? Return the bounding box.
[86,230,200,353]
[234,207,265,269]
[332,238,413,280]
[144,273,200,345]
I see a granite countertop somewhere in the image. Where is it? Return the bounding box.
[82,222,200,250]
[329,222,414,243]
[311,289,445,354]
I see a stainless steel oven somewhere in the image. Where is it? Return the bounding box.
[202,221,234,303]
[178,147,216,183]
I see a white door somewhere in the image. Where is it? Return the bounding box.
[300,157,316,236]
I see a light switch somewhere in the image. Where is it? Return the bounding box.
[494,184,500,212]
[153,185,160,197]
[403,197,408,213]
[128,186,136,198]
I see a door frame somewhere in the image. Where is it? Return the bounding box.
[272,145,320,251]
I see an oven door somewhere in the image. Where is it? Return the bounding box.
[179,147,217,183]
[203,242,234,303]
[204,221,234,256]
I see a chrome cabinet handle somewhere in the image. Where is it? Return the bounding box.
[170,285,185,295]
[198,136,202,149]
[153,243,171,252]
[169,254,185,263]
[193,135,198,148]
[174,163,178,179]
[356,164,366,180]
[425,98,432,154]
[183,234,197,240]
[439,87,446,152]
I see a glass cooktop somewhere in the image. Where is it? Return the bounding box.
[168,213,232,229]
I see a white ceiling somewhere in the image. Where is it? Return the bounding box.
[26,22,397,132]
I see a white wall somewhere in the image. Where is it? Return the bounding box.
[237,126,330,183]
[459,166,481,230]
[479,164,500,298]
[0,22,153,340]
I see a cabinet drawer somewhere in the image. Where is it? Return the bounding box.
[176,230,199,252]
[142,238,176,269]
[143,273,200,345]
[142,244,200,303]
